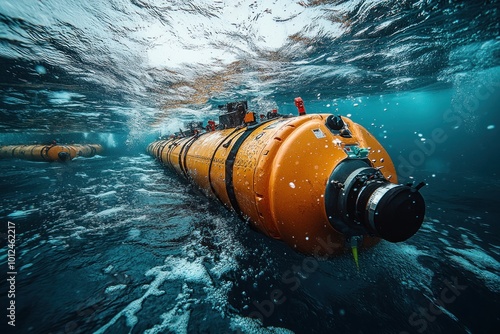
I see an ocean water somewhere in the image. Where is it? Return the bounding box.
[0,1,499,333]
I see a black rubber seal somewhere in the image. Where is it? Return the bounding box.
[324,159,371,236]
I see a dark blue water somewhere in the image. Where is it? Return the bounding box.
[1,1,499,333]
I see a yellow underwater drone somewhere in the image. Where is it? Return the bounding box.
[148,99,425,258]
[0,143,103,162]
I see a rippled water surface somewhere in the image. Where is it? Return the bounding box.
[1,0,499,333]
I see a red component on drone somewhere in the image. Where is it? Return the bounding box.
[294,97,306,115]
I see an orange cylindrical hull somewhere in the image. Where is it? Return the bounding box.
[0,144,103,162]
[148,114,399,256]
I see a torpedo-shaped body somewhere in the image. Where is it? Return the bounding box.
[148,102,425,256]
[0,144,103,162]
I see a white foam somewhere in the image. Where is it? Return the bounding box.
[159,257,212,283]
[128,228,141,239]
[230,315,294,334]
[144,306,190,334]
[210,251,239,279]
[105,284,127,294]
[94,191,117,198]
[7,209,38,218]
[94,257,211,333]
[101,169,119,173]
[103,265,114,274]
[144,284,192,334]
[96,206,125,217]
[81,212,95,219]
[136,188,170,195]
[124,167,157,172]
[94,265,170,334]
[94,212,292,333]
[447,247,500,292]
[84,154,105,160]
[82,185,97,192]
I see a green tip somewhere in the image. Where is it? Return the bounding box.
[352,246,359,271]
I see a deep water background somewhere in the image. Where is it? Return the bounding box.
[1,0,499,333]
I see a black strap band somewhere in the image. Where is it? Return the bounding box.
[207,128,242,200]
[41,146,51,161]
[178,136,199,179]
[165,141,178,170]
[158,141,170,164]
[225,124,262,217]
